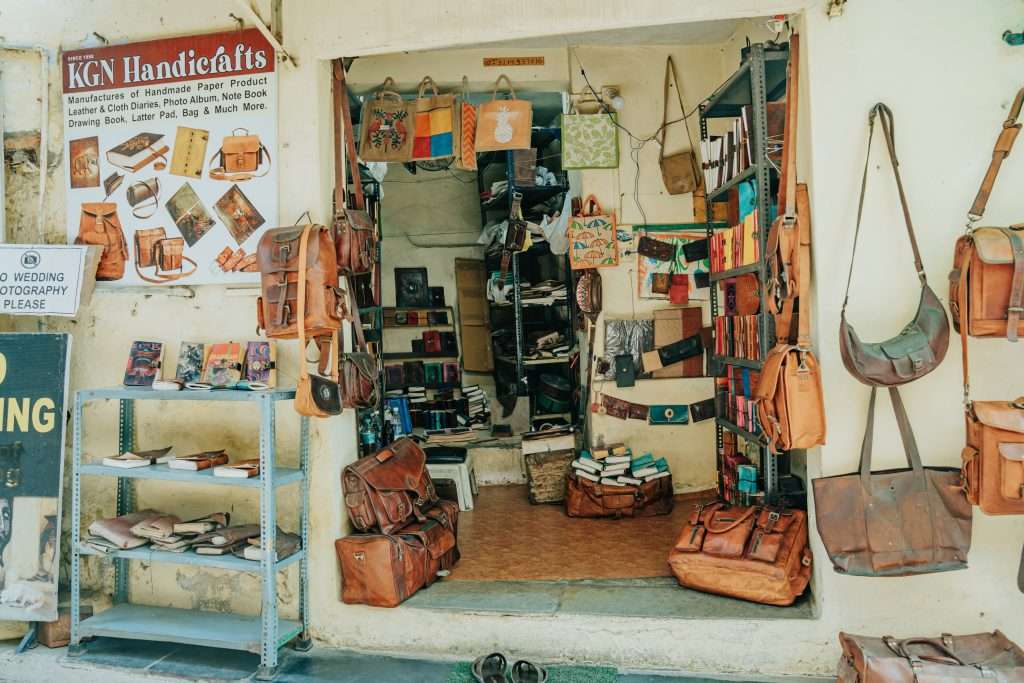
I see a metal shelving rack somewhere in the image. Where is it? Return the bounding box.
[69,387,310,680]
[700,43,789,500]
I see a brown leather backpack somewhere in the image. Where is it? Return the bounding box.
[342,437,438,535]
[76,202,127,281]
[256,224,344,339]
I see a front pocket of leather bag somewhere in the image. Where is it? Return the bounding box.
[998,443,1024,500]
[674,525,705,553]
[746,529,783,563]
[961,446,980,504]
[702,519,754,558]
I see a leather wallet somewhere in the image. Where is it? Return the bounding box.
[642,332,704,371]
[694,271,710,289]
[682,238,709,262]
[668,275,689,304]
[423,331,442,353]
[651,272,671,294]
[614,354,636,387]
[649,404,689,425]
[637,236,675,262]
[689,397,716,423]
[600,394,631,419]
[628,402,649,421]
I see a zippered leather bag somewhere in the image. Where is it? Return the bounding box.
[837,631,1024,682]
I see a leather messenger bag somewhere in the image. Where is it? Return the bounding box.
[837,631,1024,683]
[950,87,1024,342]
[342,437,438,535]
[667,502,812,606]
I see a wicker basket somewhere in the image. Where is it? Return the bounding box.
[524,448,574,504]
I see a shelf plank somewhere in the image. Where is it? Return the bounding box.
[497,354,574,366]
[381,352,459,361]
[78,603,301,653]
[709,263,761,282]
[712,355,764,370]
[717,417,762,443]
[707,166,757,203]
[78,544,304,573]
[79,463,304,488]
[78,387,296,402]
[703,50,789,119]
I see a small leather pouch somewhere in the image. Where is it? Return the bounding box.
[694,271,710,289]
[682,238,709,263]
[651,272,671,294]
[614,354,635,387]
[638,235,675,262]
[668,274,689,304]
[642,331,703,371]
[126,177,160,218]
[600,394,631,419]
[342,352,379,410]
[689,397,716,423]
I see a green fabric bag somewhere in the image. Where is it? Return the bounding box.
[561,112,619,169]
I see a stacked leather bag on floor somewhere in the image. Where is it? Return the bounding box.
[836,631,1024,681]
[335,438,460,607]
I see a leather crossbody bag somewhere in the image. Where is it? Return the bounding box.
[340,285,380,410]
[839,103,949,386]
[208,128,271,181]
[333,59,377,276]
[500,192,528,279]
[294,226,342,418]
[659,56,700,195]
[133,227,197,283]
[125,178,160,218]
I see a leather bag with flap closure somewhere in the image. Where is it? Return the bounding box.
[133,227,197,284]
[564,472,673,519]
[950,87,1024,342]
[76,202,128,281]
[340,285,380,410]
[333,59,377,276]
[667,502,812,606]
[208,128,271,181]
[659,56,701,195]
[840,104,949,387]
[342,437,439,535]
[292,226,342,418]
[813,386,972,576]
[837,630,1024,683]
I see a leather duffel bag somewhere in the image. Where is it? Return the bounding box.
[342,437,438,534]
[564,472,673,518]
[336,499,459,607]
[837,630,1024,682]
[667,501,811,606]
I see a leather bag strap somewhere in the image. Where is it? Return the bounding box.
[796,185,812,347]
[858,386,925,488]
[333,59,365,212]
[346,282,369,353]
[969,87,1024,220]
[777,34,799,221]
[959,250,972,402]
[134,252,198,284]
[298,226,339,383]
[659,56,700,178]
[843,103,926,314]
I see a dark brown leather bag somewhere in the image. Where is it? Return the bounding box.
[950,87,1024,342]
[77,202,127,281]
[340,286,380,410]
[564,472,673,518]
[257,224,344,339]
[840,104,949,387]
[813,386,973,576]
[342,437,438,534]
[667,502,812,606]
[837,630,1024,682]
[333,59,377,277]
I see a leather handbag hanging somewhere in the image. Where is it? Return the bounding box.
[839,104,950,386]
[294,227,343,418]
[837,630,1024,683]
[342,437,439,535]
[333,59,377,277]
[950,87,1024,341]
[340,285,380,410]
[133,227,197,283]
[208,128,271,181]
[76,202,127,281]
[125,177,160,218]
[667,502,812,606]
[659,56,701,195]
[813,386,972,576]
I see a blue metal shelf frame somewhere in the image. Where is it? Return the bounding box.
[69,387,310,679]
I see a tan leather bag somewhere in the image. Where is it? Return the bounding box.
[667,502,812,606]
[76,202,127,281]
[342,437,438,535]
[813,386,973,576]
[564,472,674,518]
[340,286,380,410]
[659,56,700,196]
[837,631,1024,683]
[293,227,342,418]
[951,87,1024,342]
[208,128,270,181]
[133,227,197,284]
[256,224,343,340]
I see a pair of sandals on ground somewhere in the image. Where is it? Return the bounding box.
[472,652,547,683]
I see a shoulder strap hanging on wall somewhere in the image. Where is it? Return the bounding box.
[659,57,701,179]
[968,87,1024,222]
[778,34,799,223]
[333,59,365,212]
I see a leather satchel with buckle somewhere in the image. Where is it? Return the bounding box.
[208,128,271,181]
[133,227,197,284]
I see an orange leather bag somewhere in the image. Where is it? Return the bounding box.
[564,472,674,518]
[950,87,1024,342]
[342,438,438,535]
[667,502,812,606]
[76,202,127,281]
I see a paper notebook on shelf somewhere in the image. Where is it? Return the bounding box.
[212,459,260,479]
[167,450,229,471]
[102,446,174,469]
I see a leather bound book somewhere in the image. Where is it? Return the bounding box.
[170,126,210,179]
[202,342,244,388]
[69,136,100,188]
[123,341,163,387]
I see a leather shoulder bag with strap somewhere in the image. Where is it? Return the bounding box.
[342,437,438,535]
[340,285,380,410]
[208,128,271,181]
[294,225,342,418]
[950,86,1024,341]
[659,56,701,196]
[133,227,197,284]
[839,103,949,386]
[813,386,972,576]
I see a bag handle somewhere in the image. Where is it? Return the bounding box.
[659,56,700,180]
[579,194,604,217]
[298,226,338,384]
[491,74,516,100]
[333,59,365,212]
[417,76,441,98]
[858,386,925,489]
[883,637,967,668]
[843,103,927,316]
[968,87,1024,221]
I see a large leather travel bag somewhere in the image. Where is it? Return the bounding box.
[837,630,1024,682]
[813,386,972,576]
[950,87,1024,342]
[666,502,811,606]
[257,224,344,339]
[336,499,459,607]
[76,202,128,281]
[342,437,439,534]
[564,472,673,518]
[839,103,949,386]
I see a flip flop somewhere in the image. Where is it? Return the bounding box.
[472,652,508,683]
[510,660,548,683]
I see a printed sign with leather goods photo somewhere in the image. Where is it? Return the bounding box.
[61,28,278,285]
[0,333,71,622]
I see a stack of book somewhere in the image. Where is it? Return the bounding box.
[702,102,784,194]
[715,366,761,434]
[570,444,671,486]
[463,384,491,428]
[520,280,568,306]
[709,210,758,273]
[713,314,761,360]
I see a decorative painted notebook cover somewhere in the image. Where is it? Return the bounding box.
[174,342,209,384]
[170,126,209,179]
[244,341,276,388]
[165,182,215,247]
[202,342,245,388]
[123,341,163,386]
[214,184,266,246]
[106,132,166,171]
[68,136,99,188]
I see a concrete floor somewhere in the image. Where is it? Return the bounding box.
[0,637,835,682]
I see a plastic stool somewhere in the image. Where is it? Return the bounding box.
[426,453,478,511]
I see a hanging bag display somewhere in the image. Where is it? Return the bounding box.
[568,195,619,270]
[125,177,160,219]
[76,202,127,281]
[659,56,701,195]
[561,97,619,170]
[294,226,342,418]
[358,77,415,163]
[340,285,380,410]
[475,74,533,152]
[455,76,478,171]
[208,128,271,181]
[839,104,949,386]
[133,227,197,284]
[950,87,1024,341]
[813,386,972,577]
[411,76,456,160]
